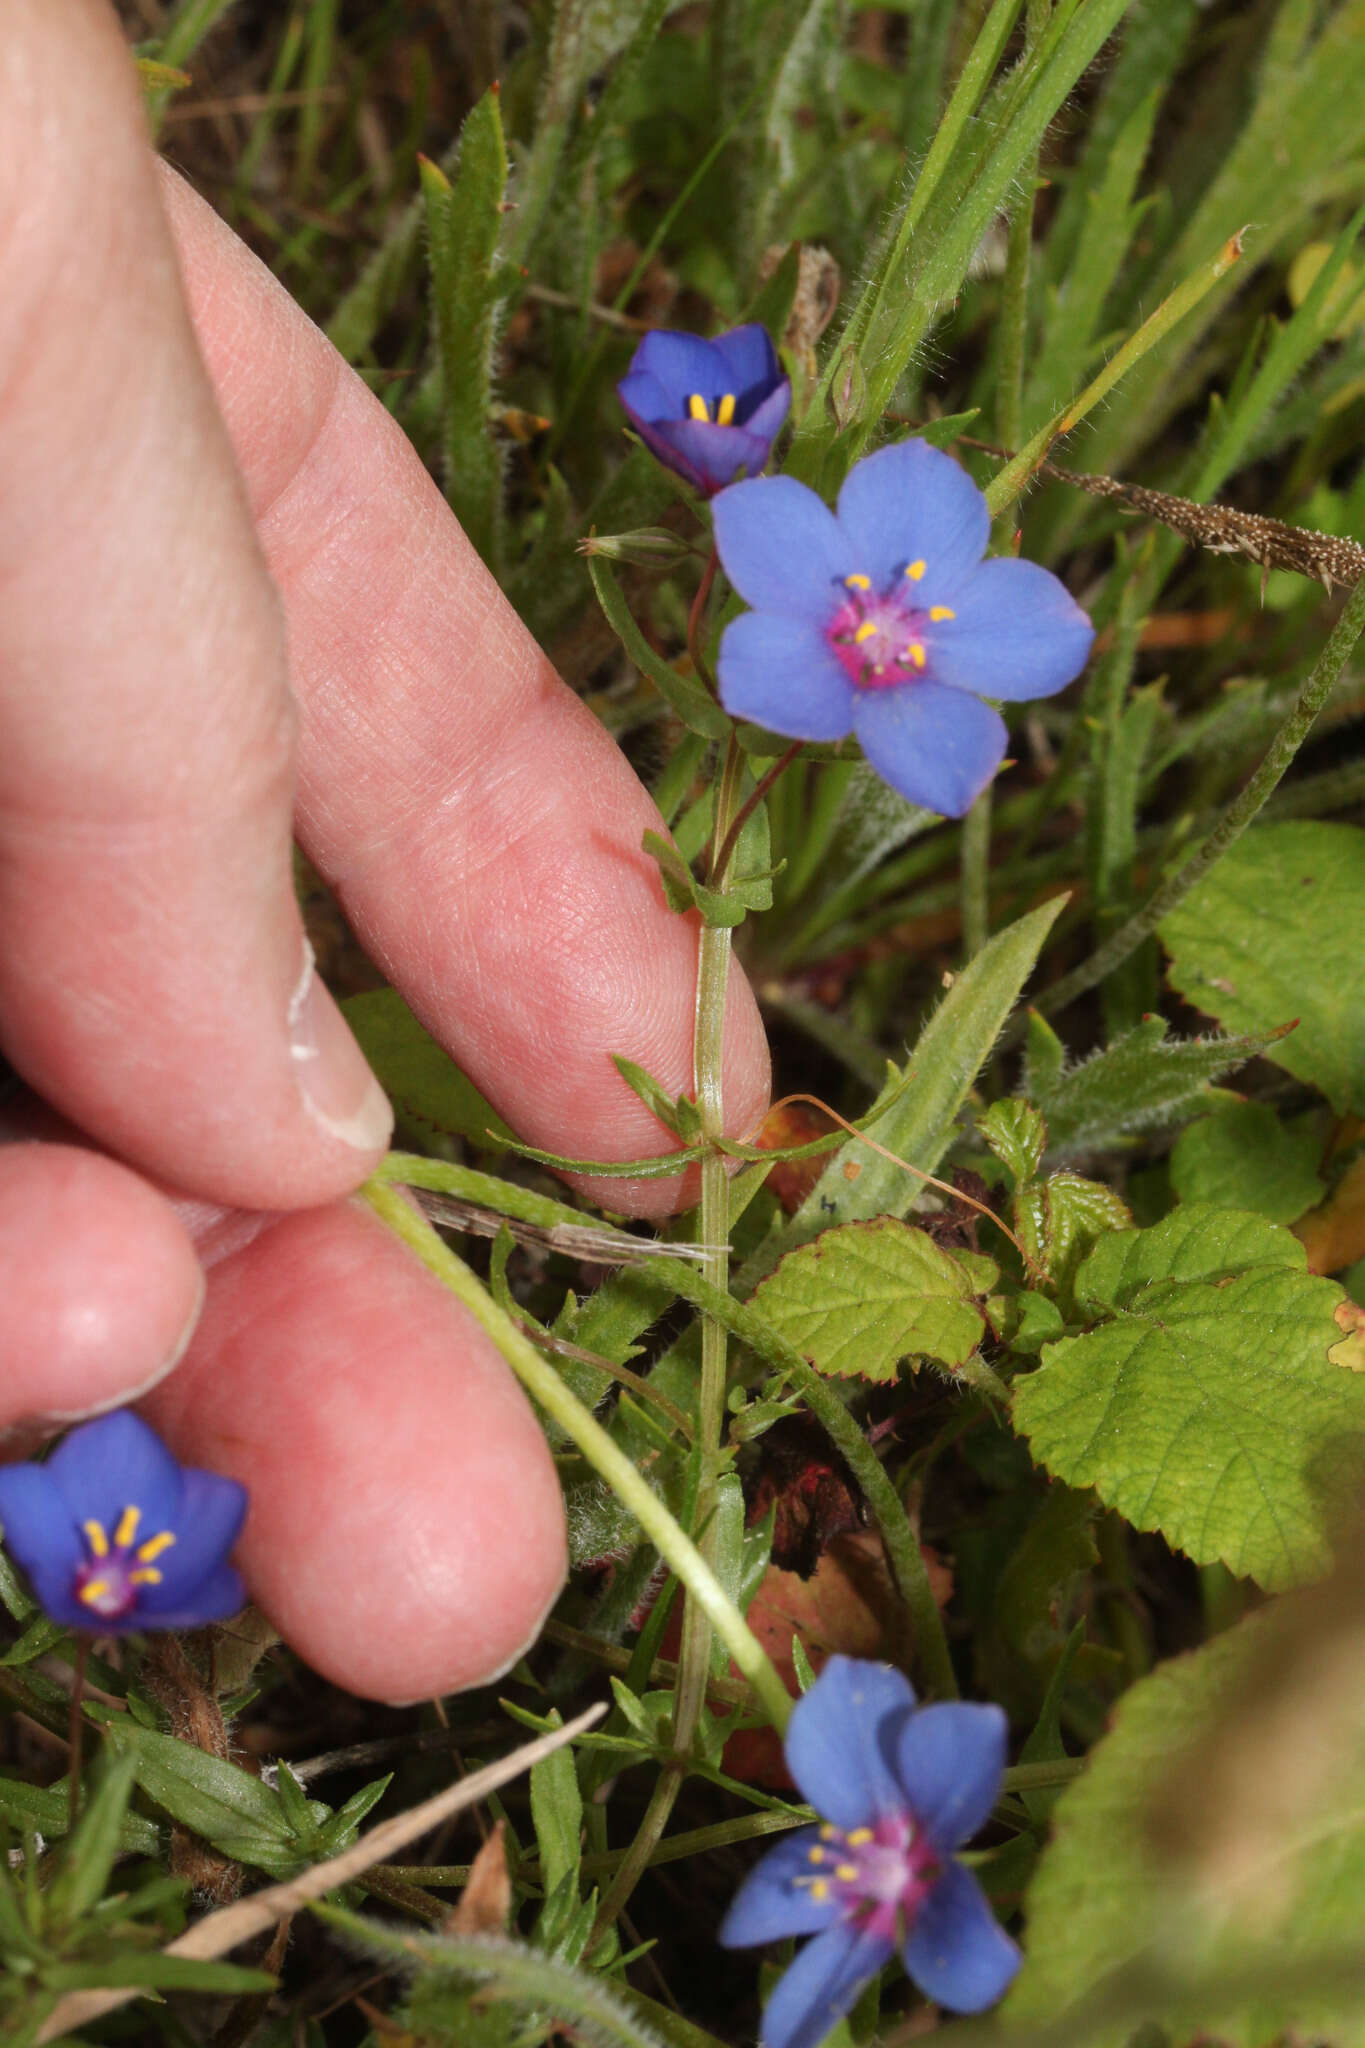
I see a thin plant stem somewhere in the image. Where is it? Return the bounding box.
[1032,572,1365,1026]
[67,1636,89,1833]
[360,1181,791,1731]
[961,792,993,959]
[711,741,804,883]
[687,546,720,698]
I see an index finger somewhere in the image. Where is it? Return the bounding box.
[157,170,770,1214]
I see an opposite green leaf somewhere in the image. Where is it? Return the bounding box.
[1015,1206,1365,1590]
[1160,822,1365,1115]
[751,1217,992,1381]
[342,989,512,1150]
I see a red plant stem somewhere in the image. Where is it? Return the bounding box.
[710,741,804,884]
[686,544,720,697]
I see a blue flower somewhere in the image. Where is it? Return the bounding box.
[617,325,791,496]
[720,1656,1020,2048]
[0,1411,247,1633]
[712,439,1094,816]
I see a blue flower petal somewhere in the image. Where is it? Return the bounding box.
[711,323,781,399]
[852,681,1007,817]
[892,1702,1007,1853]
[626,329,726,407]
[45,1412,182,1535]
[760,1920,895,2048]
[0,1465,82,1576]
[22,1560,95,1631]
[713,476,853,620]
[930,556,1094,702]
[134,1469,247,1613]
[835,441,990,596]
[720,1828,847,1949]
[784,1656,915,1828]
[616,369,678,427]
[743,378,792,440]
[132,1563,247,1632]
[901,1859,1021,2013]
[647,416,773,493]
[718,613,855,740]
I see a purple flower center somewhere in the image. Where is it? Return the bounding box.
[794,1813,940,1944]
[71,1504,176,1622]
[826,564,957,691]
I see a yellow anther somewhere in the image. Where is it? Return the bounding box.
[819,1824,838,1841]
[716,392,736,426]
[136,1531,177,1564]
[834,1863,859,1882]
[78,1579,110,1607]
[809,1879,830,1902]
[929,605,956,622]
[808,1846,826,1865]
[905,559,927,581]
[844,573,872,591]
[853,620,878,644]
[846,1828,874,1847]
[129,1567,163,1587]
[113,1505,141,1550]
[686,393,710,422]
[909,642,927,668]
[82,1519,109,1559]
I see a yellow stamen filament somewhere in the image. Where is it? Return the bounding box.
[906,559,927,581]
[129,1567,163,1587]
[136,1531,177,1564]
[716,392,736,425]
[686,393,710,422]
[82,1519,109,1559]
[79,1579,110,1606]
[834,1863,859,1882]
[909,642,927,668]
[929,605,956,622]
[844,572,871,591]
[853,620,878,644]
[113,1505,141,1549]
[846,1828,874,1846]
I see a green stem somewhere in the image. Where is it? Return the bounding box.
[360,1181,790,1733]
[672,735,745,1772]
[1033,571,1365,1024]
[960,791,993,960]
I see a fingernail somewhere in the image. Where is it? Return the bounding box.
[288,942,393,1155]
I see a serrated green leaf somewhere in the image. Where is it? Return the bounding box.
[979,1098,1047,1185]
[1172,1101,1327,1225]
[751,1217,990,1381]
[1017,1172,1133,1306]
[1031,1016,1277,1156]
[342,990,511,1150]
[1161,822,1365,1116]
[1015,1207,1365,1589]
[1075,1202,1303,1314]
[1009,1612,1365,2046]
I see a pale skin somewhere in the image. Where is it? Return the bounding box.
[0,1,769,1702]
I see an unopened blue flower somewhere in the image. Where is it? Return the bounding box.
[712,439,1094,816]
[720,1656,1019,2048]
[0,1411,247,1633]
[617,325,790,495]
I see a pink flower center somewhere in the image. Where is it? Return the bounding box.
[71,1505,176,1622]
[826,565,956,691]
[794,1812,940,1943]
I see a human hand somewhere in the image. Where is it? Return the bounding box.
[0,0,769,1700]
